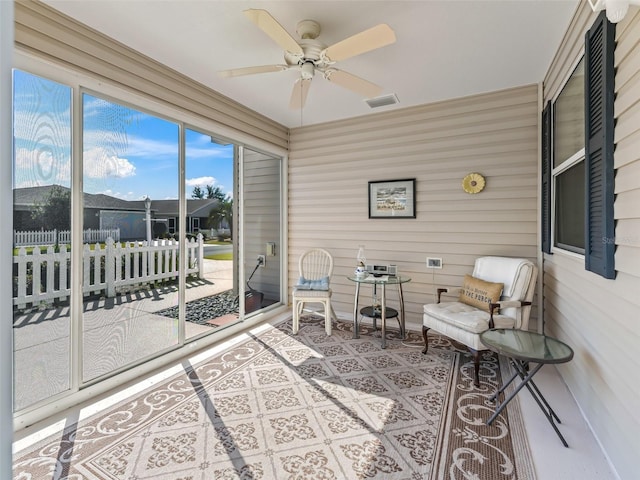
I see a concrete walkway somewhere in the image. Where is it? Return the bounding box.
[13,259,234,411]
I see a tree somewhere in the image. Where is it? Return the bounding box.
[192,186,204,199]
[31,185,71,231]
[206,185,227,201]
[192,184,226,200]
[193,184,233,239]
[208,196,233,240]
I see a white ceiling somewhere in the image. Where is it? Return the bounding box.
[44,0,579,128]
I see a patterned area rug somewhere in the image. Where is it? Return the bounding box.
[13,316,535,479]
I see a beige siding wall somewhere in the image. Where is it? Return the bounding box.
[243,149,282,303]
[543,5,640,480]
[14,1,288,150]
[289,85,540,331]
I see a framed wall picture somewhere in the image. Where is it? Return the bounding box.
[368,178,416,219]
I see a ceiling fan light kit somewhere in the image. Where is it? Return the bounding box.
[219,9,396,109]
[300,61,315,80]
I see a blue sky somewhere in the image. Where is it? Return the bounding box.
[13,69,234,201]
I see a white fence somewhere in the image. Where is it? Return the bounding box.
[13,234,203,310]
[14,228,121,246]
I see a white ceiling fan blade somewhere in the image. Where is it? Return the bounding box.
[325,69,383,99]
[218,65,288,78]
[322,24,396,62]
[290,79,311,110]
[244,9,303,55]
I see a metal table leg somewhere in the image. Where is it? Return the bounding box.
[380,283,387,349]
[487,362,544,424]
[489,368,521,403]
[397,281,406,339]
[352,282,360,339]
[511,361,567,446]
[488,360,568,447]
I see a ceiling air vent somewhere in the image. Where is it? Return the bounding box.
[365,94,399,109]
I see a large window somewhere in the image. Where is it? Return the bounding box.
[553,59,585,254]
[12,70,72,410]
[12,67,284,414]
[555,161,585,252]
[542,12,615,279]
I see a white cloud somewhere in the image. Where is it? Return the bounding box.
[13,145,135,187]
[185,176,216,187]
[126,135,179,158]
[13,147,70,187]
[185,144,231,159]
[83,147,136,178]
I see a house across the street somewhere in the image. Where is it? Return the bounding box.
[13,185,220,241]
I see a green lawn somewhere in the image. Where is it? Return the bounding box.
[205,253,233,261]
[204,240,232,245]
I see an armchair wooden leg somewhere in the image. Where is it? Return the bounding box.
[292,300,299,334]
[422,326,430,354]
[324,300,332,336]
[471,349,480,387]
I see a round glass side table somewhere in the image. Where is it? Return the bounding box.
[347,274,411,348]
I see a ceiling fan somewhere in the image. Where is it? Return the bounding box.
[219,9,396,109]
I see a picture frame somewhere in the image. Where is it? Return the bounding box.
[368,178,416,219]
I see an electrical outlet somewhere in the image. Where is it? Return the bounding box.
[426,257,442,269]
[257,255,266,267]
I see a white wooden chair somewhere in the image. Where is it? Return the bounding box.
[292,248,337,335]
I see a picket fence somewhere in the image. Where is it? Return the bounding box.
[13,234,203,310]
[14,228,121,246]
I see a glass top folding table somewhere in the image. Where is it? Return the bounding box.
[480,328,574,447]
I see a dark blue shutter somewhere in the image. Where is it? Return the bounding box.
[541,101,552,254]
[584,11,616,279]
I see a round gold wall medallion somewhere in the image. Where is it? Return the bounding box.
[462,173,486,194]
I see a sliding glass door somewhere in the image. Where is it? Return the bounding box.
[185,128,238,340]
[12,70,73,410]
[12,67,284,415]
[241,147,282,314]
[81,93,181,383]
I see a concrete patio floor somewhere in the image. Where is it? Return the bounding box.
[13,259,234,411]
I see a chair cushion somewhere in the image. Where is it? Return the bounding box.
[293,288,332,298]
[295,276,330,290]
[473,256,532,300]
[423,301,515,334]
[458,275,503,312]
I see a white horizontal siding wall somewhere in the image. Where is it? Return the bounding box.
[542,4,640,480]
[289,85,539,332]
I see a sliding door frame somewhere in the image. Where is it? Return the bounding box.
[12,50,289,430]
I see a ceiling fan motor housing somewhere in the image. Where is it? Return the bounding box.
[296,19,321,39]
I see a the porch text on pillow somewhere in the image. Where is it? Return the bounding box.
[459,275,503,312]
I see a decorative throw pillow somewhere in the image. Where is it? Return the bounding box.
[459,275,503,313]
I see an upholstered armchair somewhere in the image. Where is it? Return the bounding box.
[422,256,538,386]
